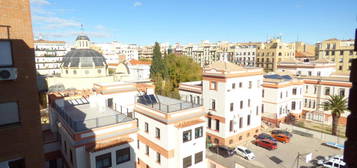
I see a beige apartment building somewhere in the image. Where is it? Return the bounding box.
[317,38,356,73]
[256,38,295,72]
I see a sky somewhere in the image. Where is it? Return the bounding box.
[30,0,357,45]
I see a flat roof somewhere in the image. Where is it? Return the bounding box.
[137,95,200,113]
[56,98,133,132]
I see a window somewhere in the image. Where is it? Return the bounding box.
[70,149,73,164]
[304,99,307,107]
[183,130,192,142]
[229,120,233,132]
[340,50,344,55]
[262,89,264,97]
[239,82,242,88]
[137,140,140,149]
[232,83,235,89]
[64,141,67,153]
[247,115,251,126]
[308,71,312,76]
[350,50,354,55]
[262,104,264,113]
[0,40,13,66]
[280,92,283,98]
[314,86,317,94]
[292,101,296,110]
[96,153,112,168]
[211,99,216,111]
[195,126,203,138]
[155,127,160,139]
[331,51,335,55]
[339,89,345,97]
[145,122,149,133]
[325,87,330,95]
[339,66,342,70]
[156,152,161,164]
[183,156,192,168]
[249,81,252,88]
[195,152,203,164]
[116,147,130,164]
[230,103,234,111]
[256,106,259,115]
[239,117,243,128]
[240,100,243,109]
[0,102,19,126]
[145,145,149,155]
[248,99,251,107]
[208,117,211,128]
[215,119,220,131]
[210,81,217,90]
[339,58,343,63]
[292,88,297,95]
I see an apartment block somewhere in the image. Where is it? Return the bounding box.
[0,0,44,167]
[34,39,68,75]
[202,61,263,146]
[300,75,351,125]
[317,38,356,73]
[277,58,336,77]
[262,74,304,126]
[184,41,220,67]
[47,82,145,168]
[135,95,206,168]
[232,44,258,67]
[256,38,295,72]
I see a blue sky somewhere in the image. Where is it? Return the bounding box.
[30,0,357,45]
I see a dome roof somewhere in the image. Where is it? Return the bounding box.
[76,35,90,41]
[62,49,107,68]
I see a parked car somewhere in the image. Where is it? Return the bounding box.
[319,158,345,168]
[271,134,290,143]
[234,146,255,160]
[254,139,277,150]
[271,130,293,137]
[256,133,277,142]
[209,145,235,158]
[317,155,344,166]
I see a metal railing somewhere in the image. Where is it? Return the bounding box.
[136,97,201,113]
[53,103,133,132]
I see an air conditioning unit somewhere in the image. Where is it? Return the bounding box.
[0,68,17,80]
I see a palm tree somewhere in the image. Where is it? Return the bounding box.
[322,95,348,135]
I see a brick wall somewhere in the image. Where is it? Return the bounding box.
[0,0,44,167]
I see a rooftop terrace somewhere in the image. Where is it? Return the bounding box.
[54,97,133,132]
[137,95,200,113]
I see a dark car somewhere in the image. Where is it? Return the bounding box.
[209,145,235,158]
[272,130,293,138]
[254,139,277,150]
[256,133,277,142]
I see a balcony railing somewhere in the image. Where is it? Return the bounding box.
[53,103,133,132]
[136,95,201,113]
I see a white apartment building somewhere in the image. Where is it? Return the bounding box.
[277,58,336,77]
[300,75,351,125]
[127,60,151,81]
[47,82,148,168]
[184,41,220,67]
[233,45,257,67]
[262,74,304,126]
[202,61,263,146]
[135,95,206,168]
[34,40,69,75]
[94,42,139,64]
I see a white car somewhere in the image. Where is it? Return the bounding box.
[234,146,255,160]
[317,155,344,166]
[320,158,345,168]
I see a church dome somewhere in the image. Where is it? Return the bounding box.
[61,49,107,68]
[76,35,90,41]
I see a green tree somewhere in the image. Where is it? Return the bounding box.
[150,42,166,79]
[322,95,348,135]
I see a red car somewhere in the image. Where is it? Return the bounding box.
[254,139,277,150]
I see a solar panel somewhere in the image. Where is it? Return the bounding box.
[148,95,157,104]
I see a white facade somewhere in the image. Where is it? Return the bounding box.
[127,61,151,81]
[135,96,206,168]
[178,81,203,105]
[233,45,257,66]
[262,75,304,124]
[277,58,336,77]
[202,61,263,146]
[34,40,69,75]
[94,42,139,64]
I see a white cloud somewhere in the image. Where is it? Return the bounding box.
[30,0,50,5]
[32,15,81,29]
[133,1,143,7]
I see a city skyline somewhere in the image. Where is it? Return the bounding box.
[31,0,357,45]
